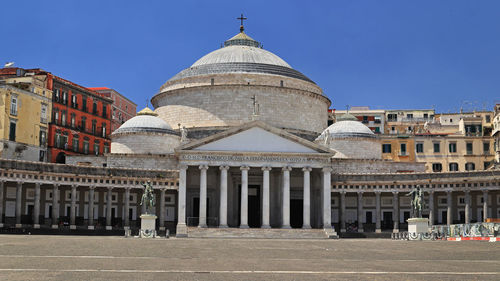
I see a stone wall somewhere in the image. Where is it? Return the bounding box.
[0,140,47,162]
[107,154,178,170]
[329,138,381,159]
[331,159,426,174]
[111,133,180,154]
[154,84,329,134]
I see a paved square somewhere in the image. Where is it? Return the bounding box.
[0,235,498,280]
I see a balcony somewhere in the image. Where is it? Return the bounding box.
[40,117,48,123]
[10,108,17,116]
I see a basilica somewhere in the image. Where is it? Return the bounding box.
[0,24,498,238]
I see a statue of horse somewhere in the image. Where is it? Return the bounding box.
[140,181,155,214]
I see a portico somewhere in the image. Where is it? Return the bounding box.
[174,121,336,236]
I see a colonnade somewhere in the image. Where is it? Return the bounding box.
[0,180,172,230]
[176,165,333,230]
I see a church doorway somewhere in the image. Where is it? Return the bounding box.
[290,199,303,228]
[192,197,210,226]
[237,184,261,228]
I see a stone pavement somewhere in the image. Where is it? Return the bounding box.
[0,235,498,280]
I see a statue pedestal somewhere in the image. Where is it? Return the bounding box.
[139,214,157,238]
[407,218,429,240]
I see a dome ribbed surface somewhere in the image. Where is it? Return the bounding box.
[318,120,375,140]
[192,46,290,68]
[114,114,174,134]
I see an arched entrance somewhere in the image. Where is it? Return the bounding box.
[56,152,66,164]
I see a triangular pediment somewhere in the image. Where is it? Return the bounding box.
[178,121,333,154]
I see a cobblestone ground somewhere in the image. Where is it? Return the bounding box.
[0,235,498,280]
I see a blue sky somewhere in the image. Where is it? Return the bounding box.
[1,0,499,112]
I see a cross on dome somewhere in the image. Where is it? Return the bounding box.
[237,14,247,32]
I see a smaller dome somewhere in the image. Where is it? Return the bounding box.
[113,107,174,134]
[317,119,375,140]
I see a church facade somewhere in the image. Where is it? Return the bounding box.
[1,26,499,237]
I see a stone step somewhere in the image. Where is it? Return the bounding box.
[187,227,329,239]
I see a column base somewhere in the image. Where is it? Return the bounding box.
[176,223,188,237]
[358,228,364,233]
[88,226,95,230]
[240,225,249,229]
[375,229,382,233]
[323,227,339,239]
[33,224,40,229]
[281,225,291,229]
[106,226,112,230]
[159,227,165,231]
[70,225,76,230]
[15,224,22,228]
[198,224,207,228]
[219,225,228,228]
[393,229,399,234]
[261,225,271,229]
[302,225,311,229]
[340,228,346,233]
[51,225,58,229]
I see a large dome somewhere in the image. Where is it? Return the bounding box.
[166,31,314,83]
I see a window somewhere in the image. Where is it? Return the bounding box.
[433,142,440,153]
[71,94,77,108]
[465,162,475,171]
[9,121,16,141]
[484,161,491,170]
[83,141,89,154]
[82,97,87,112]
[423,113,428,119]
[93,102,98,114]
[53,109,59,124]
[61,111,67,126]
[53,88,60,102]
[416,143,423,153]
[400,143,407,155]
[55,133,61,148]
[387,114,397,122]
[280,80,283,87]
[104,144,109,154]
[41,104,47,123]
[10,94,18,115]
[102,123,107,137]
[81,117,86,131]
[466,142,473,155]
[449,143,457,153]
[374,127,380,133]
[62,91,68,105]
[102,105,107,118]
[483,142,490,154]
[362,116,368,123]
[70,114,76,128]
[486,115,491,123]
[92,120,97,135]
[94,143,100,155]
[211,78,215,85]
[39,130,47,147]
[449,163,459,171]
[72,138,79,152]
[406,113,413,119]
[432,163,442,172]
[382,144,391,153]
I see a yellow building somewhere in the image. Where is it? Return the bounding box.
[380,135,416,163]
[384,109,435,135]
[0,72,52,161]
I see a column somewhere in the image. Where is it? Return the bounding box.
[198,165,208,228]
[52,184,59,229]
[302,167,312,229]
[322,167,332,229]
[482,190,488,222]
[357,191,364,232]
[176,165,188,237]
[428,191,434,226]
[88,186,95,230]
[15,182,22,228]
[464,190,470,224]
[159,188,166,230]
[70,185,77,229]
[446,190,452,226]
[34,183,41,228]
[123,187,130,229]
[0,181,4,227]
[240,166,249,228]
[392,191,399,233]
[282,166,291,229]
[106,187,113,230]
[219,166,229,228]
[340,191,346,232]
[375,191,381,233]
